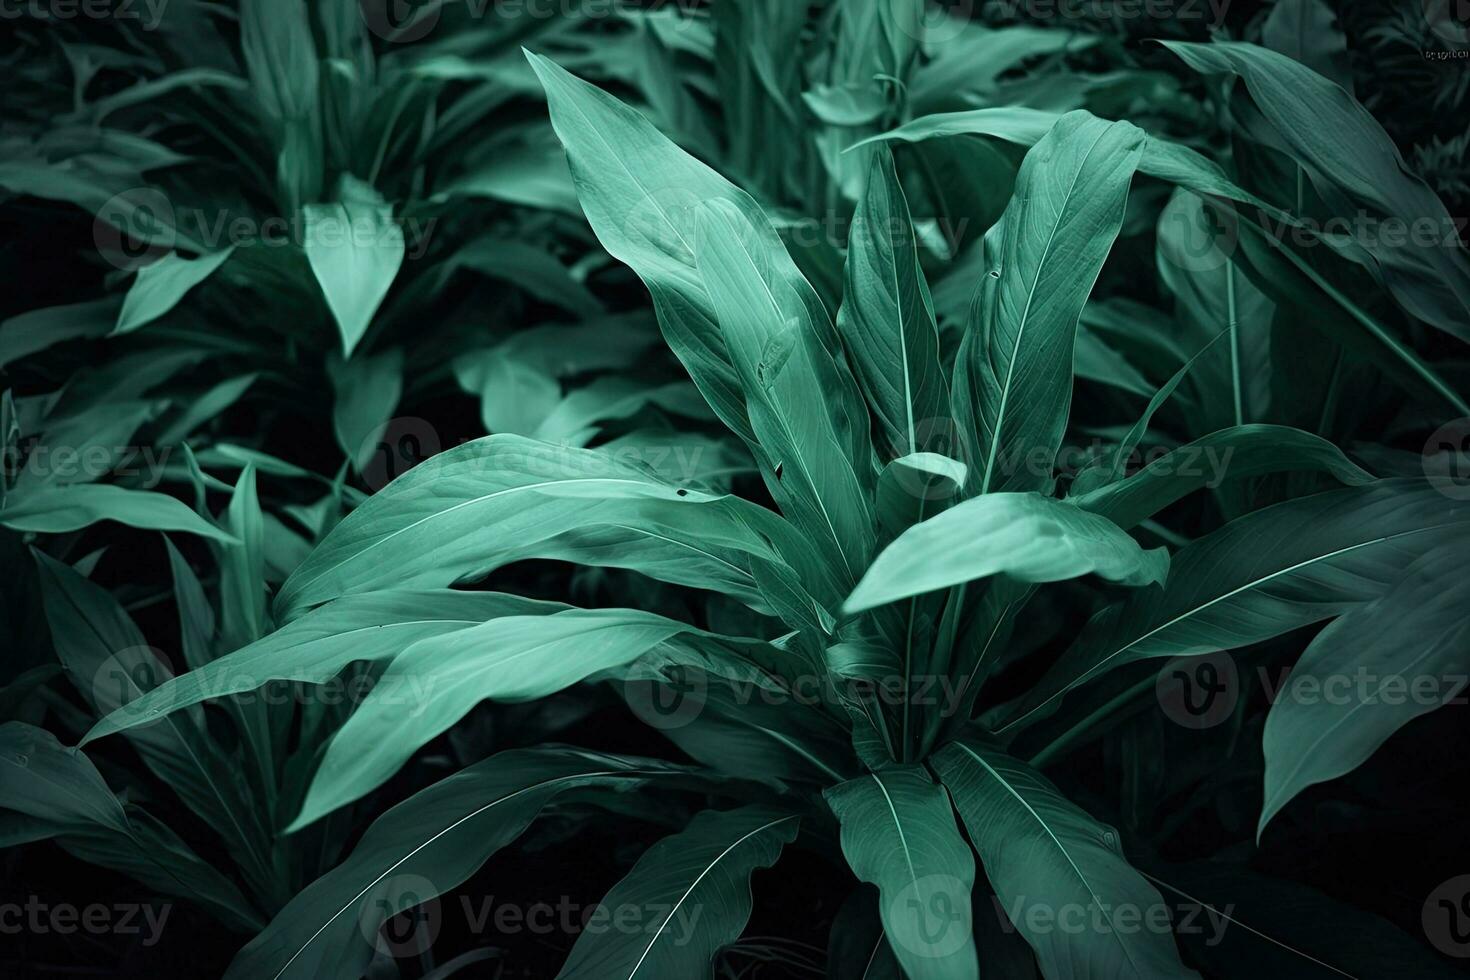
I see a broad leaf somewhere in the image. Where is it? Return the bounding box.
[557,806,799,978]
[824,765,979,980]
[846,493,1168,613]
[1259,541,1470,834]
[955,111,1144,495]
[933,739,1198,979]
[304,176,404,356]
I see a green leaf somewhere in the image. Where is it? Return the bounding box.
[273,434,839,632]
[1162,40,1470,341]
[329,347,404,472]
[0,721,262,931]
[82,590,565,744]
[846,493,1168,614]
[291,608,753,829]
[1259,541,1470,835]
[1261,0,1354,93]
[1003,480,1470,732]
[556,806,800,978]
[838,150,949,461]
[824,765,979,980]
[933,739,1198,979]
[304,175,404,356]
[954,111,1144,495]
[227,748,687,979]
[114,247,236,335]
[875,452,967,537]
[526,49,754,443]
[1072,424,1373,531]
[448,237,603,319]
[1,484,236,542]
[694,199,875,581]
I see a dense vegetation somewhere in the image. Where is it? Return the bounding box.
[3,1,1469,977]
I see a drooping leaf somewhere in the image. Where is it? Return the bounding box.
[933,739,1198,979]
[227,748,689,979]
[83,590,565,744]
[1259,541,1470,835]
[556,806,800,979]
[1003,480,1470,732]
[846,493,1168,614]
[291,609,764,829]
[1,484,236,542]
[1163,40,1470,342]
[824,765,979,980]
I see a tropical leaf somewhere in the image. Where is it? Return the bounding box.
[824,765,979,980]
[933,739,1199,979]
[846,493,1168,614]
[556,805,799,978]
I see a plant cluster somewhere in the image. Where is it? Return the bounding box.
[2,1,1469,977]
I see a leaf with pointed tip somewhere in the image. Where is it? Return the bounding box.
[1259,540,1470,835]
[1072,424,1373,531]
[227,748,688,980]
[875,453,967,536]
[847,493,1168,614]
[291,608,761,829]
[955,111,1144,496]
[933,739,1198,979]
[1003,480,1470,733]
[330,348,403,473]
[0,722,261,931]
[114,248,236,335]
[694,199,875,581]
[838,150,949,461]
[1,483,236,542]
[273,434,838,633]
[824,766,979,980]
[83,590,565,744]
[304,176,404,356]
[1163,40,1470,342]
[556,806,800,979]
